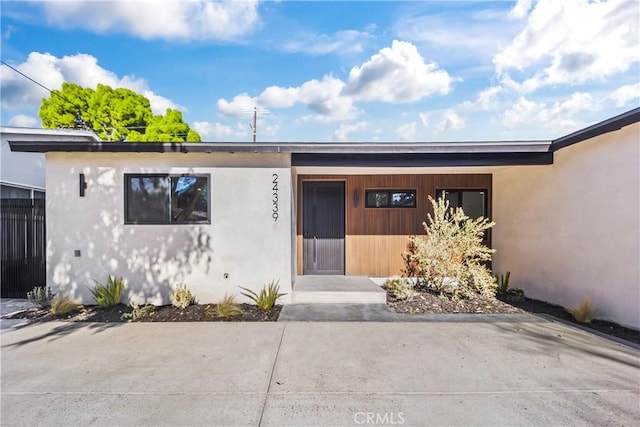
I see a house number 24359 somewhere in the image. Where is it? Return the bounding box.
[272,173,279,221]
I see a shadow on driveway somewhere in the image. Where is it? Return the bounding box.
[1,321,122,348]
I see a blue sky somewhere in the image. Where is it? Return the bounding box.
[1,0,638,142]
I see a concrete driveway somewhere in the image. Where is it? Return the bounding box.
[1,318,639,426]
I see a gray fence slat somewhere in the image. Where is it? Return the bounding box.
[1,198,46,298]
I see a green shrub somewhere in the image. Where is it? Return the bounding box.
[409,193,496,300]
[386,277,417,301]
[27,286,55,308]
[50,295,81,315]
[494,271,511,294]
[566,297,599,323]
[171,284,196,309]
[240,279,286,310]
[503,288,525,302]
[121,303,155,321]
[214,294,243,318]
[90,274,124,308]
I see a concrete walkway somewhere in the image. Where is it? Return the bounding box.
[1,319,638,426]
[279,303,539,323]
[291,276,387,304]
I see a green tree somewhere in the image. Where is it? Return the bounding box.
[38,83,200,142]
[39,82,92,129]
[144,109,201,142]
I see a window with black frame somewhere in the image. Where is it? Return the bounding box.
[125,174,209,224]
[365,189,416,208]
[435,189,487,219]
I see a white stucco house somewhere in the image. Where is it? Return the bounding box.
[8,108,640,329]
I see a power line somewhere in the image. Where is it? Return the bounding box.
[1,59,79,107]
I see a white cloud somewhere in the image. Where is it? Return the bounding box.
[343,40,452,103]
[436,109,466,133]
[298,76,357,122]
[218,75,357,123]
[502,92,594,132]
[419,112,430,127]
[0,52,180,114]
[606,83,640,107]
[475,86,503,110]
[216,93,257,117]
[8,114,39,128]
[509,0,533,19]
[234,122,250,139]
[193,121,233,139]
[460,86,503,111]
[395,121,417,141]
[258,86,298,109]
[494,0,640,92]
[217,41,451,124]
[333,121,367,141]
[37,0,260,41]
[394,9,520,62]
[281,30,371,55]
[262,121,280,138]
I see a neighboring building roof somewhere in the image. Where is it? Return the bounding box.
[7,107,639,167]
[1,126,102,142]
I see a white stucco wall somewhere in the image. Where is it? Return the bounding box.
[493,123,640,329]
[46,152,292,305]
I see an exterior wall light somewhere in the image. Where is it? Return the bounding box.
[79,173,87,197]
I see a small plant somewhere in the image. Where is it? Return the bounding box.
[90,274,124,308]
[566,297,600,323]
[121,303,155,321]
[213,294,243,318]
[50,295,81,316]
[402,237,424,278]
[503,288,525,302]
[240,279,286,310]
[172,284,196,309]
[494,271,511,294]
[386,277,417,301]
[27,286,55,307]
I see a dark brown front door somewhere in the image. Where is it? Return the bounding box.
[303,182,345,275]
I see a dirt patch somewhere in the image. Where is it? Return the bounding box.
[499,295,640,345]
[5,303,281,323]
[387,287,639,345]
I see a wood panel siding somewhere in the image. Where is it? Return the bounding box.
[297,174,492,276]
[345,235,410,276]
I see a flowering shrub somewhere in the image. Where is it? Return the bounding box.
[405,193,496,300]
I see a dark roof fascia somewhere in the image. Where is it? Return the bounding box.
[291,152,553,167]
[551,107,640,152]
[8,140,550,155]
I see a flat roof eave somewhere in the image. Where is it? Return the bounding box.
[8,140,552,155]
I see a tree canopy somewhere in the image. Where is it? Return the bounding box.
[39,83,201,142]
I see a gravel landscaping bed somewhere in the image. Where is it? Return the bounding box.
[5,303,281,323]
